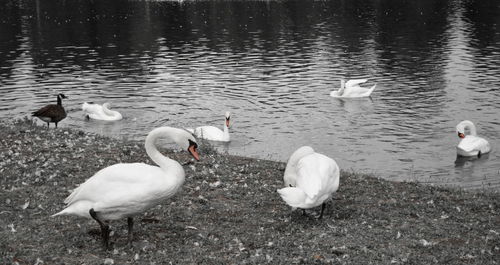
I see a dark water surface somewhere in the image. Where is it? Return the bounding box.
[1,0,499,190]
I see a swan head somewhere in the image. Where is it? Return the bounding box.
[148,127,200,161]
[225,112,231,128]
[187,139,199,161]
[180,133,200,161]
[103,102,110,108]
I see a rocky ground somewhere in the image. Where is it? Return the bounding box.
[0,119,499,264]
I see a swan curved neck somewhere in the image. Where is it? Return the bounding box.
[144,128,183,172]
[223,121,230,141]
[338,80,346,95]
[459,121,477,136]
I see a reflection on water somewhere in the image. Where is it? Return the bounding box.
[1,0,499,190]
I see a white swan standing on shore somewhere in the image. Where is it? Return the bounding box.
[82,102,123,121]
[187,112,231,142]
[52,127,200,249]
[456,120,491,157]
[330,79,376,98]
[277,146,340,219]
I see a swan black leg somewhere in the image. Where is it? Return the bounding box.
[318,203,326,219]
[89,208,110,250]
[127,217,134,246]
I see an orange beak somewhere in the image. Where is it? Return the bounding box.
[188,145,200,161]
[226,118,230,128]
[458,132,465,139]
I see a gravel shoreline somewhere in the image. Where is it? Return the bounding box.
[1,119,499,264]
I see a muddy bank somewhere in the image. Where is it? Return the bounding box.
[1,119,498,264]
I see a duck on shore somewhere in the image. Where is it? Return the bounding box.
[32,93,68,128]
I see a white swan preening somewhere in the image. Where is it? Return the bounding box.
[330,79,376,98]
[456,120,491,157]
[187,112,231,142]
[52,127,200,249]
[277,146,340,219]
[82,102,123,121]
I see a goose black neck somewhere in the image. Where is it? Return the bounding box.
[57,95,63,105]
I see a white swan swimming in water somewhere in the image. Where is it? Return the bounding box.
[52,127,200,249]
[456,120,491,157]
[330,79,376,98]
[82,102,123,121]
[277,146,340,219]
[187,112,231,142]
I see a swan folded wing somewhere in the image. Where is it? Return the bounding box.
[64,163,173,206]
[457,136,488,153]
[82,103,103,114]
[345,79,368,88]
[295,153,339,204]
[295,154,325,202]
[194,126,224,140]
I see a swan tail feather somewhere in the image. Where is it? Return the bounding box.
[277,187,307,208]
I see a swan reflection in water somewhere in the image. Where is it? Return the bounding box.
[454,153,490,168]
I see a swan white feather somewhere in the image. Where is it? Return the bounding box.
[277,146,340,211]
[188,112,231,142]
[52,127,200,246]
[330,79,376,98]
[456,120,491,157]
[82,102,123,121]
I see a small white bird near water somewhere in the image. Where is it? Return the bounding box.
[277,146,340,219]
[82,102,123,121]
[456,120,491,157]
[330,79,376,98]
[52,127,200,249]
[187,112,231,142]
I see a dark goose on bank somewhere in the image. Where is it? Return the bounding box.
[32,93,68,128]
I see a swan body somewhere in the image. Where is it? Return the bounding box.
[277,146,340,218]
[53,126,199,248]
[187,112,231,142]
[32,93,67,128]
[82,102,123,121]
[456,120,491,157]
[330,79,376,98]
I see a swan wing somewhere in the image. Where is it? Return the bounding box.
[82,102,104,114]
[457,136,491,153]
[295,153,339,203]
[193,126,225,141]
[345,79,368,88]
[64,163,178,208]
[283,146,315,186]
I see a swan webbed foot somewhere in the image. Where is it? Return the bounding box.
[89,208,111,250]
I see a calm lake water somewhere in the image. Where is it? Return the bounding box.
[1,0,499,190]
